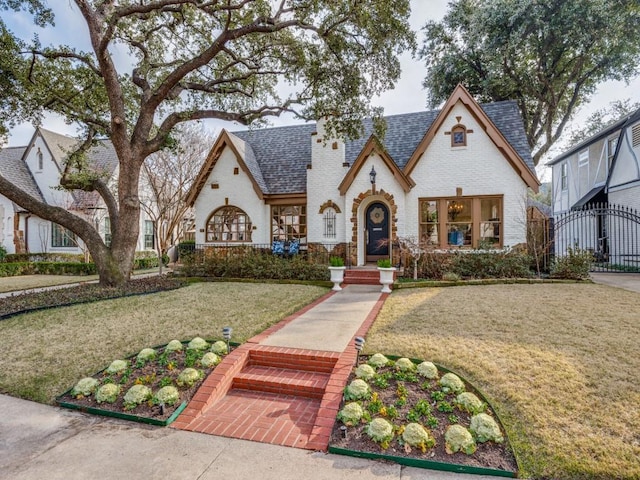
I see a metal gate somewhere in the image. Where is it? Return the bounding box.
[553,203,640,272]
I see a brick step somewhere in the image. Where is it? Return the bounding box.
[246,347,338,374]
[233,365,330,399]
[344,269,394,285]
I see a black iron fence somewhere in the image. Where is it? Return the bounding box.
[553,203,640,272]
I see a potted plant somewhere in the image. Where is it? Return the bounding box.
[329,256,346,291]
[377,258,395,293]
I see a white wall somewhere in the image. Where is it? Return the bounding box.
[407,101,529,247]
[193,146,267,244]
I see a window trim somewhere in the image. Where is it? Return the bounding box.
[205,206,252,243]
[271,204,307,243]
[451,125,467,147]
[144,220,155,249]
[561,162,568,191]
[51,223,77,248]
[419,195,503,249]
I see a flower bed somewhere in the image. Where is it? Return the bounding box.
[57,337,231,426]
[329,355,517,477]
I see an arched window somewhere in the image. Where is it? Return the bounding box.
[451,125,466,147]
[206,206,252,242]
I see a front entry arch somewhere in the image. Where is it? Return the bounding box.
[366,202,390,262]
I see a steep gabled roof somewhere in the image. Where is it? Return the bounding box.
[38,128,79,173]
[403,84,539,190]
[187,87,537,201]
[0,146,46,208]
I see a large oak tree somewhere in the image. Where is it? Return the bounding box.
[420,0,640,166]
[0,0,414,286]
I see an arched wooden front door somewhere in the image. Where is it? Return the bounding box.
[365,202,389,262]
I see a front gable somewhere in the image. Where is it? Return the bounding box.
[404,84,539,192]
[186,130,266,206]
[338,136,414,196]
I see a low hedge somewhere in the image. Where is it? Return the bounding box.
[0,255,160,277]
[181,249,329,281]
[412,250,533,280]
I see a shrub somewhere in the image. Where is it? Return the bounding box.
[445,424,477,454]
[71,377,99,397]
[136,348,156,363]
[337,402,364,425]
[550,247,593,279]
[366,418,394,446]
[165,340,183,352]
[177,240,196,261]
[344,379,371,401]
[210,340,228,355]
[355,364,376,380]
[0,245,6,262]
[402,422,436,449]
[95,383,120,404]
[154,386,180,406]
[416,250,533,280]
[187,337,209,351]
[200,352,221,368]
[439,373,465,394]
[106,360,128,374]
[470,413,504,443]
[377,258,392,268]
[123,384,152,408]
[442,272,461,282]
[176,368,201,387]
[394,358,416,372]
[329,256,344,267]
[455,392,486,415]
[367,353,390,369]
[417,361,439,379]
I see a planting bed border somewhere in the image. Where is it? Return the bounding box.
[328,356,518,478]
[56,339,236,426]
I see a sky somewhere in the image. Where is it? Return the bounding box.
[5,0,640,180]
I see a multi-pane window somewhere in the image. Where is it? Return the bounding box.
[323,208,336,238]
[206,206,252,242]
[104,217,112,247]
[144,220,155,249]
[272,205,306,242]
[419,196,502,249]
[51,224,76,248]
[607,137,618,167]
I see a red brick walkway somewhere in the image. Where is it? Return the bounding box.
[172,287,388,451]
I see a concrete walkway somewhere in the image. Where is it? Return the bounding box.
[590,272,640,293]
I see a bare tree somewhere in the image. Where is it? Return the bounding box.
[139,124,214,270]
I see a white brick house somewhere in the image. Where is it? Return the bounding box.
[0,127,157,255]
[186,85,539,265]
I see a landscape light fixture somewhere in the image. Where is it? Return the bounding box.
[354,336,366,366]
[369,166,377,185]
[222,326,232,354]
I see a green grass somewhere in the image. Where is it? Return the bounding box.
[0,282,327,403]
[366,284,640,480]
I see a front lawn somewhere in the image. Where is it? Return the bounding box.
[366,284,640,480]
[0,282,327,403]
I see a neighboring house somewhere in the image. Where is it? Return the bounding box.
[0,127,156,255]
[186,85,540,266]
[548,108,640,267]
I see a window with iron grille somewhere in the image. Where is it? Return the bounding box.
[323,208,336,238]
[206,206,252,242]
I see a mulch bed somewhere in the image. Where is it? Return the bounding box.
[57,341,219,423]
[329,358,518,473]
